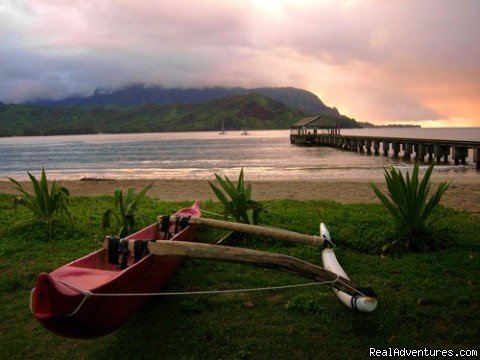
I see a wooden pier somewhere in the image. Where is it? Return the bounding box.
[290,133,480,169]
[289,116,480,169]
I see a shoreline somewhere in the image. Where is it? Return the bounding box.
[1,177,479,212]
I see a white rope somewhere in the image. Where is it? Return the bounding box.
[55,278,343,316]
[53,272,371,317]
[335,278,371,298]
[68,290,92,317]
[53,281,93,317]
[330,273,340,290]
[99,281,338,296]
[29,283,92,317]
[326,274,371,298]
[59,279,337,298]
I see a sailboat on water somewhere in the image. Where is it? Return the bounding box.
[219,119,226,135]
[241,119,249,136]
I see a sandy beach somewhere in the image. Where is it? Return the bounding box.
[1,177,479,212]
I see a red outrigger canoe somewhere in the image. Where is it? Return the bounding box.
[30,201,201,339]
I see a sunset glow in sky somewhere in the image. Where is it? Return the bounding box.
[1,0,479,126]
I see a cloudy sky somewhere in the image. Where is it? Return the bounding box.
[1,0,479,126]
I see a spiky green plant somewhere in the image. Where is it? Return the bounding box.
[209,168,264,224]
[8,168,71,239]
[101,184,152,237]
[370,163,450,252]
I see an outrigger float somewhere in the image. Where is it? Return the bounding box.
[30,201,377,339]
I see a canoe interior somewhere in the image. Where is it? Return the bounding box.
[32,202,201,339]
[49,223,168,291]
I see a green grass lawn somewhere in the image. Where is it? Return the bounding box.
[0,194,478,359]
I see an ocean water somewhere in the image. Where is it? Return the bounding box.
[0,128,478,181]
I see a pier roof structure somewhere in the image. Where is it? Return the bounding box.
[291,116,340,135]
[291,116,337,129]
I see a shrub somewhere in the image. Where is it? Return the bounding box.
[370,163,450,252]
[101,185,152,237]
[9,168,71,239]
[208,168,264,224]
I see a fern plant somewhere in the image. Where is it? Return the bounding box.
[9,168,71,239]
[370,163,450,252]
[209,168,264,224]
[101,184,152,237]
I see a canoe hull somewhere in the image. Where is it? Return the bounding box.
[31,202,200,339]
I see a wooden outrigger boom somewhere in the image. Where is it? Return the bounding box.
[167,216,325,247]
[120,239,371,298]
[163,215,378,312]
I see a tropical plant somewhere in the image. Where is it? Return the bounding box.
[209,168,265,224]
[9,168,71,239]
[101,184,152,237]
[370,163,450,252]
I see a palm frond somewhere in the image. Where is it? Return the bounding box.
[101,209,113,229]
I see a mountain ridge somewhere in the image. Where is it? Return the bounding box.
[4,93,350,136]
[26,85,340,116]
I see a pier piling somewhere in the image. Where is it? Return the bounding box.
[416,144,427,161]
[452,146,468,165]
[366,140,372,154]
[382,141,390,156]
[392,143,400,158]
[352,139,358,152]
[434,145,450,164]
[475,147,480,170]
[358,140,365,153]
[403,143,413,161]
[427,145,434,162]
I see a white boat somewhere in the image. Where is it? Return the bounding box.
[241,119,249,135]
[320,223,377,312]
[219,119,226,135]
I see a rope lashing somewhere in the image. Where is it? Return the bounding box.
[133,240,151,263]
[118,239,130,269]
[107,236,120,265]
[321,235,335,249]
[180,216,190,231]
[159,215,171,239]
[53,273,375,317]
[175,216,181,234]
[106,237,130,269]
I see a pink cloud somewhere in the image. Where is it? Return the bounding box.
[0,0,479,125]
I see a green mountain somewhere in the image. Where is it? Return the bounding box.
[0,93,322,136]
[26,85,339,116]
